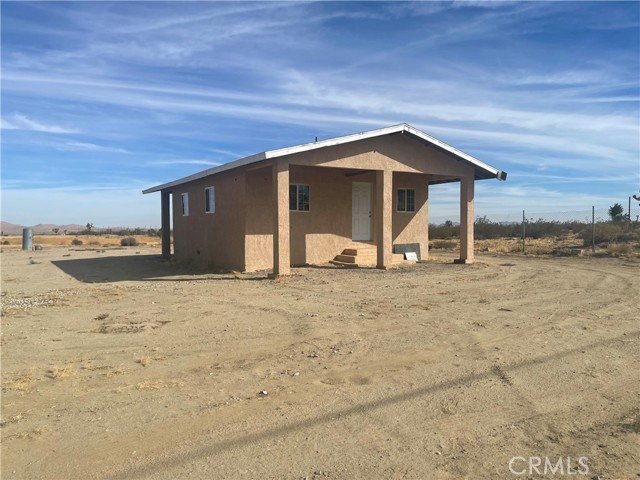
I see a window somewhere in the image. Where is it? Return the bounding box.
[205,187,215,213]
[289,184,310,211]
[181,192,189,216]
[397,188,416,212]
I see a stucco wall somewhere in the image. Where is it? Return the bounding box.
[244,165,274,272]
[284,134,475,179]
[172,169,246,270]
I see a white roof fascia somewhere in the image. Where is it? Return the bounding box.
[263,123,405,159]
[143,123,502,194]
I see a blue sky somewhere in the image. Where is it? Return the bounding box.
[2,1,639,227]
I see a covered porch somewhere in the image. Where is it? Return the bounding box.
[267,159,476,276]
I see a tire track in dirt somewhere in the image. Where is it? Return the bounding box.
[102,331,639,480]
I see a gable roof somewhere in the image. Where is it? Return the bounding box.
[143,123,507,194]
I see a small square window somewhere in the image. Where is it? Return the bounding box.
[397,189,415,212]
[205,186,215,213]
[289,185,298,210]
[397,189,406,212]
[290,184,310,211]
[181,192,189,216]
[406,189,415,212]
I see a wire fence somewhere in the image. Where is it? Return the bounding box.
[430,205,640,226]
[429,203,640,252]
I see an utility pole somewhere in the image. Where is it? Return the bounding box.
[522,210,525,253]
[592,206,595,253]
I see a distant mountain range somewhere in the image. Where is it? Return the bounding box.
[1,221,86,235]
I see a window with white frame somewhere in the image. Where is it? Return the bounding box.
[289,184,310,211]
[205,186,215,213]
[397,188,416,212]
[181,192,189,216]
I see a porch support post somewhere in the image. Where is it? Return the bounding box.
[376,170,393,269]
[456,175,474,264]
[424,183,429,260]
[272,159,291,276]
[161,190,171,259]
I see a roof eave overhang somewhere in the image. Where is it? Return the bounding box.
[400,127,506,182]
[142,123,507,194]
[142,152,269,194]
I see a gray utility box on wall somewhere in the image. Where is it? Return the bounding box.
[393,243,421,261]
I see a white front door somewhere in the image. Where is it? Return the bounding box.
[352,182,372,241]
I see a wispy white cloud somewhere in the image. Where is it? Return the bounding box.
[508,173,634,185]
[568,95,640,104]
[29,3,379,69]
[54,141,129,153]
[110,3,298,35]
[495,70,610,86]
[4,68,636,176]
[207,147,247,158]
[147,159,222,166]
[1,113,80,134]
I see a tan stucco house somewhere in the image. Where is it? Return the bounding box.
[143,124,507,274]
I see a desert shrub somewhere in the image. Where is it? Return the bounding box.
[431,240,457,249]
[607,243,633,255]
[120,237,139,246]
[579,221,639,245]
[616,229,640,242]
[89,227,163,237]
[475,216,520,240]
[429,222,459,239]
[525,218,564,239]
[71,238,83,246]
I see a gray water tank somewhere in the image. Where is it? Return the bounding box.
[22,227,33,250]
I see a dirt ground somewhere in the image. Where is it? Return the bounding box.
[1,246,638,479]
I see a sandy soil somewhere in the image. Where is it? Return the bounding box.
[1,246,638,479]
[1,234,162,248]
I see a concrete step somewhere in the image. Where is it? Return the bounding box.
[344,254,377,262]
[332,243,412,268]
[343,247,377,256]
[334,254,358,264]
[329,260,359,268]
[392,253,406,265]
[333,255,376,266]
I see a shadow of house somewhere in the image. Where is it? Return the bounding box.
[51,255,269,283]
